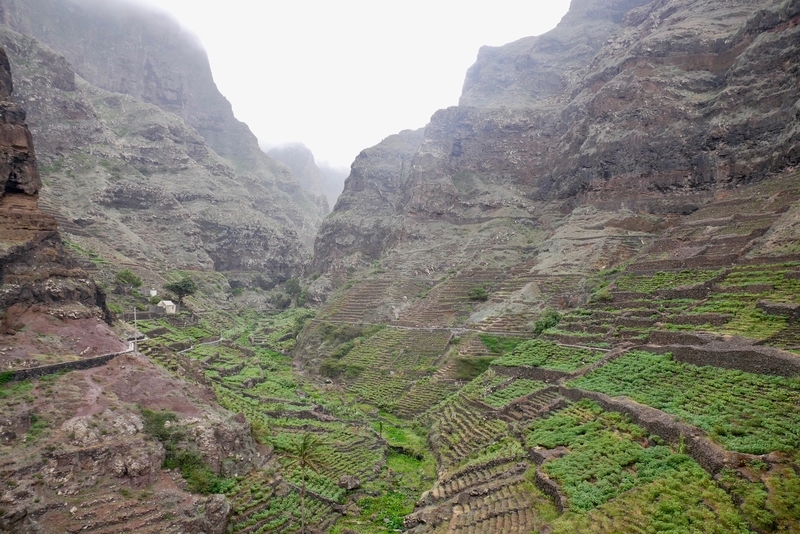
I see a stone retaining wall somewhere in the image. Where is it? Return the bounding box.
[498,386,562,420]
[757,301,800,321]
[458,393,496,413]
[629,259,685,272]
[609,291,648,302]
[653,285,711,300]
[647,330,713,346]
[120,311,165,321]
[7,349,130,382]
[666,313,730,326]
[559,387,729,474]
[221,340,255,357]
[649,343,800,377]
[534,470,566,513]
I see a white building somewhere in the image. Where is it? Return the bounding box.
[157,300,177,314]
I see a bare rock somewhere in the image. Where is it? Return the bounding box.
[203,494,231,534]
[337,475,361,490]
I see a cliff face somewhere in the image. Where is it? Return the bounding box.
[0,0,326,276]
[1,0,272,174]
[0,46,123,366]
[267,143,348,212]
[314,0,800,279]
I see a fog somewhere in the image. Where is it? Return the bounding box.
[129,0,571,167]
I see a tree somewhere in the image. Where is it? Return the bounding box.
[115,268,142,288]
[467,286,489,301]
[283,433,326,533]
[285,277,302,298]
[163,276,197,307]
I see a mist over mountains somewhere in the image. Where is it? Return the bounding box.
[1,0,799,533]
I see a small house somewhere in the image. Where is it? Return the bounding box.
[157,300,177,314]
[149,288,158,297]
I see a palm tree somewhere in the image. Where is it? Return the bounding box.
[284,433,326,533]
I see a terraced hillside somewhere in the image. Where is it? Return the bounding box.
[290,169,800,534]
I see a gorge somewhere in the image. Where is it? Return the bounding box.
[1,0,800,533]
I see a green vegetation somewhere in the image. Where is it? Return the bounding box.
[61,239,111,266]
[480,334,525,354]
[467,286,489,301]
[533,308,562,335]
[453,356,496,380]
[282,433,327,533]
[115,268,142,288]
[544,463,752,533]
[570,351,800,454]
[482,379,546,407]
[140,407,234,494]
[0,379,33,400]
[615,269,721,293]
[527,400,692,511]
[333,491,413,533]
[493,339,604,371]
[163,276,197,306]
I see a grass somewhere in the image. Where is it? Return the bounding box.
[569,351,800,454]
[0,379,33,400]
[332,491,414,533]
[479,334,525,354]
[453,356,496,380]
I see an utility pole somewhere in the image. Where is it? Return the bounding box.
[133,306,138,354]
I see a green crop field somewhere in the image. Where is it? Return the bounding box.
[569,351,800,454]
[492,339,604,371]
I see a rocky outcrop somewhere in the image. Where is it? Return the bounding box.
[1,0,280,176]
[0,45,121,364]
[460,0,653,109]
[312,129,424,273]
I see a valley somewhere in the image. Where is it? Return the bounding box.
[2,0,800,533]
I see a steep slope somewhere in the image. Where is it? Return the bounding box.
[0,47,123,368]
[313,0,800,281]
[296,1,800,532]
[267,143,348,212]
[0,0,326,277]
[1,0,277,176]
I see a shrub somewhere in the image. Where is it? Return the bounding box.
[467,287,489,301]
[115,269,142,288]
[533,308,562,335]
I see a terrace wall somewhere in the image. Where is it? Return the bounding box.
[6,349,131,382]
[559,387,730,474]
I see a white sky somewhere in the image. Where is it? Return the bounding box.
[134,0,571,168]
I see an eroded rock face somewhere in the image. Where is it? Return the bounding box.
[0,49,39,197]
[314,0,800,277]
[312,129,424,273]
[0,1,326,274]
[0,45,116,359]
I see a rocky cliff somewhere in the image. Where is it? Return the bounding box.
[0,46,123,368]
[314,0,800,282]
[267,143,348,211]
[0,0,326,278]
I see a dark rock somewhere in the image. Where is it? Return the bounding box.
[337,475,361,490]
